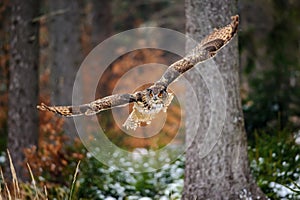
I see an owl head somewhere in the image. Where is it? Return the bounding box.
[146,84,168,104]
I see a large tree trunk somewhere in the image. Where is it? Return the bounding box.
[182,0,267,199]
[48,0,82,137]
[8,0,39,181]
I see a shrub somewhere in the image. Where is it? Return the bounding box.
[248,129,300,199]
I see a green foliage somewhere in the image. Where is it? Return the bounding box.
[248,129,300,199]
[76,151,184,199]
[1,131,299,200]
[239,1,300,198]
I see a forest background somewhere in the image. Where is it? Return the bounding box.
[0,0,299,199]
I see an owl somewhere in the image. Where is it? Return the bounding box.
[37,15,239,130]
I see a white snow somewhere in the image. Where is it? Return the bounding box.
[104,197,116,200]
[139,197,152,200]
[0,155,5,163]
[295,154,299,162]
[295,137,300,145]
[269,182,297,199]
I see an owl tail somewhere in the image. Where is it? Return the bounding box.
[37,102,96,117]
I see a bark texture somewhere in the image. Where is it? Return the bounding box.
[182,0,267,199]
[48,0,82,136]
[8,0,39,180]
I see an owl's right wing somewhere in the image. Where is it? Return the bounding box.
[37,93,140,117]
[156,15,239,87]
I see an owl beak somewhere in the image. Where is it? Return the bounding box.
[153,96,158,101]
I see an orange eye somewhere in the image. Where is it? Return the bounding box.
[147,89,153,97]
[158,91,163,98]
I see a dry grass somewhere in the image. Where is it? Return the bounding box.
[0,166,11,200]
[26,163,38,200]
[6,149,20,199]
[68,161,81,200]
[0,149,81,199]
[43,185,48,200]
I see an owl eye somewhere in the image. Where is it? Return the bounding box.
[147,89,153,97]
[158,90,164,98]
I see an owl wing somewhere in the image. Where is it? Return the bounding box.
[156,15,239,87]
[37,93,140,117]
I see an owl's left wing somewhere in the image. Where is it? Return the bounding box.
[37,93,139,117]
[156,15,239,88]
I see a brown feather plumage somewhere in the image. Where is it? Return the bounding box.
[37,15,239,130]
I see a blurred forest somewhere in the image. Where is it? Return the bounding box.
[0,0,300,199]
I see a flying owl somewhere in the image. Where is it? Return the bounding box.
[37,15,239,130]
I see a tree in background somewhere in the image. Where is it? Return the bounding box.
[239,0,300,133]
[182,0,266,198]
[8,0,40,180]
[81,0,113,99]
[47,0,82,137]
[0,0,9,152]
[89,0,113,47]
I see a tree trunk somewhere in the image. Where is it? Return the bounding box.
[82,0,113,98]
[8,0,39,181]
[48,0,82,137]
[90,0,112,47]
[182,0,267,199]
